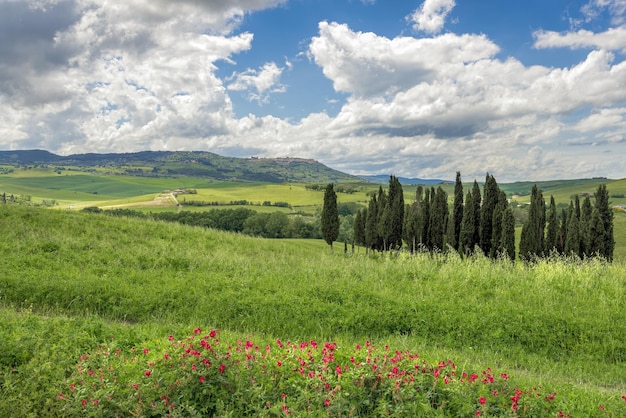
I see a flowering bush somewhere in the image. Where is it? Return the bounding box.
[56,328,626,417]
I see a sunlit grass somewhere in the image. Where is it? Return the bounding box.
[0,205,624,415]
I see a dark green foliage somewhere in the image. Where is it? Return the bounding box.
[471,181,481,248]
[447,171,463,251]
[580,196,592,256]
[153,208,256,233]
[501,207,516,260]
[545,196,559,254]
[489,190,508,258]
[403,204,417,253]
[321,183,339,250]
[558,208,567,253]
[519,185,546,260]
[365,194,380,251]
[588,208,607,257]
[592,184,615,260]
[479,174,499,255]
[421,188,432,249]
[386,175,405,250]
[428,187,448,251]
[353,208,366,247]
[458,191,475,256]
[564,203,580,257]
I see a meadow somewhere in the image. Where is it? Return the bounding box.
[0,204,625,416]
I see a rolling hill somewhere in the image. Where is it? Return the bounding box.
[0,150,360,184]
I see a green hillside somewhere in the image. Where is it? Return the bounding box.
[0,205,624,416]
[0,150,360,184]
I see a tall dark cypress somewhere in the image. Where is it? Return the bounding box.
[519,185,545,260]
[545,195,559,254]
[387,175,405,250]
[564,203,580,257]
[471,180,482,250]
[403,203,417,253]
[429,186,448,251]
[479,174,499,255]
[501,207,516,261]
[592,184,614,260]
[377,186,390,251]
[558,208,568,254]
[447,171,464,251]
[588,208,607,258]
[458,190,475,256]
[365,195,379,251]
[321,183,339,252]
[579,196,592,257]
[421,188,432,249]
[353,208,367,248]
[490,190,508,258]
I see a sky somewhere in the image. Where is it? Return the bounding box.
[1,0,626,182]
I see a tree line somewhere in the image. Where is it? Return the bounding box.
[322,173,614,261]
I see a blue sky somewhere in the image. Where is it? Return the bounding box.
[1,0,626,182]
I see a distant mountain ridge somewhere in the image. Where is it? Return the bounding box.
[0,149,360,184]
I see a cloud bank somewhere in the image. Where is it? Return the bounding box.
[1,0,626,182]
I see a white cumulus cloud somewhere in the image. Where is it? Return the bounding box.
[410,0,455,34]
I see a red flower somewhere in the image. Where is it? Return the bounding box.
[144,370,151,377]
[199,376,205,383]
[209,330,217,338]
[475,411,481,417]
[143,348,149,355]
[479,397,486,405]
[219,364,225,374]
[335,365,342,375]
[57,393,64,400]
[324,398,331,407]
[81,399,87,407]
[194,328,202,335]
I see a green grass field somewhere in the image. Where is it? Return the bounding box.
[0,205,624,416]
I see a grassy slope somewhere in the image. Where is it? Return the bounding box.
[1,206,624,396]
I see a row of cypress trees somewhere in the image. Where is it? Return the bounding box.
[332,173,614,261]
[520,184,615,261]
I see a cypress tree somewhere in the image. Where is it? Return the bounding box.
[579,196,592,257]
[593,184,614,260]
[501,207,516,261]
[365,195,379,251]
[545,195,559,254]
[588,208,607,258]
[519,185,545,260]
[387,175,405,250]
[490,190,508,258]
[472,180,482,249]
[321,183,339,252]
[421,188,432,250]
[480,174,499,255]
[458,190,475,256]
[564,204,580,257]
[377,186,390,251]
[558,208,567,254]
[447,171,464,251]
[429,186,448,251]
[353,208,367,248]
